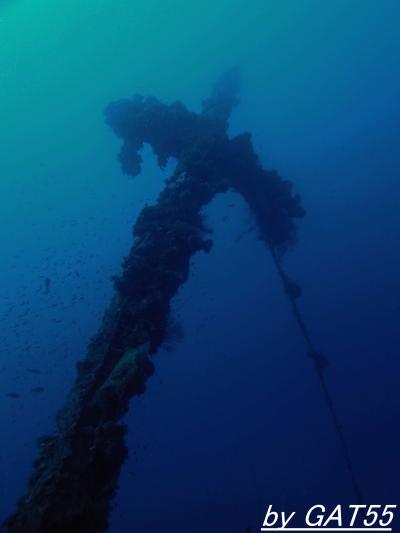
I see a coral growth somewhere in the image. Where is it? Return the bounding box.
[6,71,304,533]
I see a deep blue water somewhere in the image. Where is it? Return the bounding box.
[1,1,399,532]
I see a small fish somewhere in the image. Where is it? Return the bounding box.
[27,368,41,375]
[6,392,20,399]
[234,224,255,242]
[44,277,51,294]
[30,387,45,393]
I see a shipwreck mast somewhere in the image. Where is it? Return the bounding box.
[5,70,361,533]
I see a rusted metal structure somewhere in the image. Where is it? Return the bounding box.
[5,71,358,533]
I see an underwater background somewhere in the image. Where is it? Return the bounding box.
[1,0,399,531]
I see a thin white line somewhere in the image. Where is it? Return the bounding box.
[260,529,392,532]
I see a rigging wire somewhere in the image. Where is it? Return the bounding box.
[269,245,363,504]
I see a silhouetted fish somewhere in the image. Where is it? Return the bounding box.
[6,393,20,399]
[30,387,45,393]
[27,368,41,375]
[44,277,51,294]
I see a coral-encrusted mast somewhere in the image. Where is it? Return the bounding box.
[5,70,304,533]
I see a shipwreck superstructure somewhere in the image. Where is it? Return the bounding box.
[5,71,359,533]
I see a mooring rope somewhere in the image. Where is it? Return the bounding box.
[269,245,363,504]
